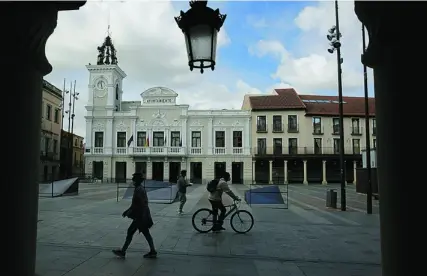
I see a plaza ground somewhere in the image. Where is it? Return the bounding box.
[36,183,381,276]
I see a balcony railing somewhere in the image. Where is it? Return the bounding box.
[214,147,226,154]
[256,124,268,133]
[253,146,361,156]
[116,147,127,154]
[287,123,299,133]
[168,147,184,155]
[93,147,104,154]
[86,146,252,156]
[133,146,186,155]
[272,123,284,133]
[232,147,244,155]
[190,147,202,155]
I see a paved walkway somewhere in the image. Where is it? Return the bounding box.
[36,183,381,276]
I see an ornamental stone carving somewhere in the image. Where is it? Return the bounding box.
[93,121,105,131]
[152,110,166,119]
[214,120,224,126]
[190,120,202,126]
[116,121,127,131]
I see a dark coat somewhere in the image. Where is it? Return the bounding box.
[124,185,154,231]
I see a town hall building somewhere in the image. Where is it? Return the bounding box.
[84,35,252,184]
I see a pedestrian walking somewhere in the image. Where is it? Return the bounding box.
[112,172,157,258]
[177,170,192,214]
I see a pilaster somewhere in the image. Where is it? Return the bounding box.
[4,2,86,275]
[355,2,427,276]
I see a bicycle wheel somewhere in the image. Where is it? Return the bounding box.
[230,210,254,234]
[192,208,214,233]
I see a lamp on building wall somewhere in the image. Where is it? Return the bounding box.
[327,0,346,211]
[175,0,226,73]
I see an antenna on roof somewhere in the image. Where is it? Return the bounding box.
[107,5,111,37]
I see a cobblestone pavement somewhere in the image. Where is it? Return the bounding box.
[36,183,381,276]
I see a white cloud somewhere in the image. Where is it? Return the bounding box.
[249,1,372,94]
[44,1,371,140]
[45,1,259,139]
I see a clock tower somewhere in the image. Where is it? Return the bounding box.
[86,34,126,111]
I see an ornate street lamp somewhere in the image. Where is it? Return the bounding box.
[327,0,346,211]
[175,0,226,73]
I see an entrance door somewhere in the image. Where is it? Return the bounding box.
[190,162,202,184]
[169,162,181,183]
[115,162,127,183]
[93,161,104,180]
[232,162,243,184]
[214,162,226,179]
[135,162,147,176]
[152,162,164,181]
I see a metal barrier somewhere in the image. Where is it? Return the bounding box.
[115,179,178,203]
[247,169,289,209]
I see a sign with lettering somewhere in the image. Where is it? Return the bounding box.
[143,98,175,104]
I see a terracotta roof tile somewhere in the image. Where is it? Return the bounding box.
[246,88,375,117]
[249,88,306,110]
[299,94,375,116]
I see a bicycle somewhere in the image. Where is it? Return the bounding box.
[192,200,254,234]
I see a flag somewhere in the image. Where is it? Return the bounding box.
[146,137,149,147]
[164,137,167,146]
[127,135,134,147]
[179,139,182,147]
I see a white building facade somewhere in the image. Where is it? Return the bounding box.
[84,63,252,184]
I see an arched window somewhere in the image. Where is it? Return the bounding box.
[115,84,119,100]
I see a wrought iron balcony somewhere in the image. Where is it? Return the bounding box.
[253,146,360,156]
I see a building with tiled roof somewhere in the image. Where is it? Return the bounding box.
[241,88,376,185]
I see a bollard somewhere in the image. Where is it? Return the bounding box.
[326,189,338,209]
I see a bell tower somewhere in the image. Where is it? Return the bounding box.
[86,32,126,111]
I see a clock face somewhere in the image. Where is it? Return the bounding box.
[95,90,107,98]
[96,80,106,90]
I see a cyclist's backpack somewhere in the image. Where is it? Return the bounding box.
[206,179,219,193]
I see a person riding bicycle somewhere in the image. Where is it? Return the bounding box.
[208,171,240,231]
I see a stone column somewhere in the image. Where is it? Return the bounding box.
[244,118,250,155]
[105,119,113,155]
[186,160,191,182]
[207,118,213,155]
[226,161,232,183]
[353,160,357,184]
[355,2,426,276]
[146,159,152,180]
[303,160,308,185]
[269,160,273,184]
[163,157,169,182]
[3,2,86,275]
[322,160,327,185]
[284,160,288,184]
[85,118,93,151]
[252,160,256,184]
[182,118,187,151]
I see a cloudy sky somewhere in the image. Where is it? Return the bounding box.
[45,0,373,139]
